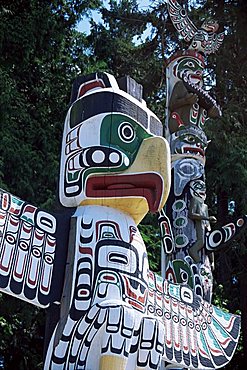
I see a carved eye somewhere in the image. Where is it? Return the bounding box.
[185,61,195,69]
[180,270,188,282]
[180,9,186,17]
[118,122,135,143]
[194,182,204,191]
[184,135,195,144]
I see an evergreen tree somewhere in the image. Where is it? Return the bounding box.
[0,1,101,368]
[203,1,247,368]
[0,0,246,368]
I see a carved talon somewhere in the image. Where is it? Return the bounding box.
[209,216,217,224]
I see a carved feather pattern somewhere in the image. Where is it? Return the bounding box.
[167,0,225,55]
[203,32,225,54]
[0,189,70,307]
[148,273,241,369]
[206,215,247,252]
[167,0,197,42]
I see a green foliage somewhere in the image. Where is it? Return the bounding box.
[0,0,246,367]
[88,0,169,104]
[0,1,102,368]
[0,0,102,208]
[213,284,231,311]
[139,214,161,272]
[0,294,44,369]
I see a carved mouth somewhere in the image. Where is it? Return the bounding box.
[182,75,222,115]
[198,191,206,197]
[189,74,202,85]
[86,173,163,212]
[181,146,205,157]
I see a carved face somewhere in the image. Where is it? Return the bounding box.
[201,19,219,33]
[175,56,204,87]
[59,75,171,223]
[171,126,208,161]
[60,111,150,198]
[189,179,206,201]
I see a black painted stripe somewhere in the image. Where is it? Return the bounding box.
[69,91,149,130]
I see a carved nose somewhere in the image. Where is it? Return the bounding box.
[124,136,171,211]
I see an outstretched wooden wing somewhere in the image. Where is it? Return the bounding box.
[206,215,247,252]
[204,31,225,55]
[0,189,73,308]
[167,0,197,42]
[148,273,241,369]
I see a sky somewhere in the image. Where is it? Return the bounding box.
[77,0,156,39]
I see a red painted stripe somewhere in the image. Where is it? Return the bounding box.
[79,247,93,255]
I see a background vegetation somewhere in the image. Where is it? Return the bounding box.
[0,0,246,368]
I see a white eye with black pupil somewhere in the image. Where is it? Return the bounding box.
[118,122,135,143]
[181,271,188,281]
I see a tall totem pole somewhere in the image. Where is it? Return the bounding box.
[159,0,246,367]
[0,2,243,370]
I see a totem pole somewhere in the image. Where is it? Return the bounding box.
[0,70,241,370]
[159,1,245,367]
[160,0,247,300]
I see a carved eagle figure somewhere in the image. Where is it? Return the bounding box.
[167,0,225,55]
[0,72,241,370]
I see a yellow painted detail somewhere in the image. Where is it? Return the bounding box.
[81,197,148,225]
[100,355,127,370]
[124,136,171,210]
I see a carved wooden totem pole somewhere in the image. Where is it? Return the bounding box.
[0,2,242,369]
[159,0,245,368]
